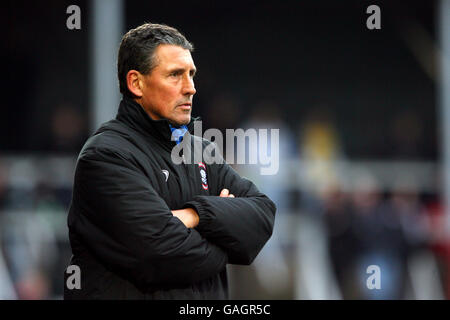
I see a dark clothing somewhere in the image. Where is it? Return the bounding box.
[64,97,276,299]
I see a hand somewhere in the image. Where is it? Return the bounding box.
[219,189,235,198]
[172,208,199,228]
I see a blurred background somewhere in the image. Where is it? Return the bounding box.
[1,0,450,299]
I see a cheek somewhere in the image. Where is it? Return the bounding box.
[144,80,180,111]
[144,87,168,106]
[160,86,180,106]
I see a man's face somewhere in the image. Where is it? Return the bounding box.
[138,44,197,126]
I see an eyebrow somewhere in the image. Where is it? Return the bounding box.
[168,67,197,75]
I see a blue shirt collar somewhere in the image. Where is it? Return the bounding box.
[169,124,189,144]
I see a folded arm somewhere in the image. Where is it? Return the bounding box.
[183,163,276,265]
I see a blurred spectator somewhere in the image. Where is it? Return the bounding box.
[386,175,443,299]
[298,108,347,204]
[321,184,353,298]
[294,108,348,299]
[325,171,411,299]
[388,175,430,250]
[233,101,297,297]
[238,101,298,197]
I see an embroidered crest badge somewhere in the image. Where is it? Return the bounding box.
[198,162,208,190]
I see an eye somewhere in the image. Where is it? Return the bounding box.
[169,71,182,77]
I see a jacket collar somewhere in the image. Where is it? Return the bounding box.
[116,96,199,143]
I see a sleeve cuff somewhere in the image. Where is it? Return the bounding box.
[183,199,211,231]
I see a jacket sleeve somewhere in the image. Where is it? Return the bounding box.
[69,146,228,288]
[183,162,276,265]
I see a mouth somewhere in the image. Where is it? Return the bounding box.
[177,102,192,110]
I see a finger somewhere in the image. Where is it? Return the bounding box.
[229,194,235,198]
[220,189,229,197]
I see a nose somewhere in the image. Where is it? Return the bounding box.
[182,75,196,96]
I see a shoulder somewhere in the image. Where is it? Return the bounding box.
[78,121,136,163]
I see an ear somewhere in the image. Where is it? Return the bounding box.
[126,70,144,97]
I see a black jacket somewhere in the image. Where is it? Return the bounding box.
[64,97,276,299]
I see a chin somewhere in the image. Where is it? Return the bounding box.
[172,115,191,127]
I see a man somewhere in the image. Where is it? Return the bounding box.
[64,23,276,299]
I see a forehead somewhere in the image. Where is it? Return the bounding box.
[153,44,195,69]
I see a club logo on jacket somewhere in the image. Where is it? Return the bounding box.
[198,162,208,190]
